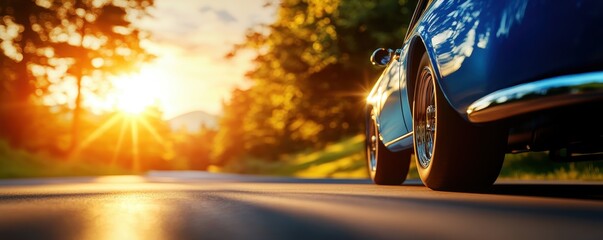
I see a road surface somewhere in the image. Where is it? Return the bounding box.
[0,171,602,240]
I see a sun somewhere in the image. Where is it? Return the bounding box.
[112,68,163,115]
[72,66,170,172]
[116,83,152,115]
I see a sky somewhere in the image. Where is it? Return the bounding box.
[133,0,276,119]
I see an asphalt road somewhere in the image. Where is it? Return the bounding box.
[0,172,602,240]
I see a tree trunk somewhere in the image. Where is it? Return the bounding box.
[69,15,87,153]
[69,75,83,152]
[1,1,35,147]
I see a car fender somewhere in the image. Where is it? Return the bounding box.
[407,0,603,119]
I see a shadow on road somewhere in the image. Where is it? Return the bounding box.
[488,183,603,200]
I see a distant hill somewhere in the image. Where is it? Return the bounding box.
[168,110,218,133]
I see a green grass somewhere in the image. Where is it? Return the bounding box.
[499,152,603,181]
[223,134,603,181]
[0,140,128,179]
[221,135,369,178]
[3,135,602,181]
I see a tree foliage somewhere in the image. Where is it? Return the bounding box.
[0,0,153,151]
[0,0,215,174]
[215,0,417,165]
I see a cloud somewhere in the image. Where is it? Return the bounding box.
[133,0,275,117]
[215,9,237,23]
[199,6,238,23]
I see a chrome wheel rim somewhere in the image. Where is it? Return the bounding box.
[367,116,378,172]
[415,67,436,169]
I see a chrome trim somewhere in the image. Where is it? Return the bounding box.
[467,71,603,123]
[384,131,413,147]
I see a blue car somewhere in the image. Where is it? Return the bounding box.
[365,0,603,190]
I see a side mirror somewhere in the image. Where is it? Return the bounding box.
[370,48,393,67]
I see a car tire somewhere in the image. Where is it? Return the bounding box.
[366,110,411,185]
[412,52,507,191]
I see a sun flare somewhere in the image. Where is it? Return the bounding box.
[75,67,170,172]
[117,88,151,115]
[112,68,163,115]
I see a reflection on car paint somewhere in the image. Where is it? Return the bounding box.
[427,0,529,77]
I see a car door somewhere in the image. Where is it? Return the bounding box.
[378,59,409,145]
[377,0,430,148]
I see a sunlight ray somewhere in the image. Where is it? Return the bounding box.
[111,116,129,166]
[138,117,165,145]
[131,118,140,172]
[75,114,123,154]
[332,90,371,97]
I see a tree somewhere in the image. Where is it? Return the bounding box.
[49,0,154,151]
[172,124,217,170]
[0,1,56,147]
[0,0,154,152]
[217,0,417,165]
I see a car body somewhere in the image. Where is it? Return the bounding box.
[365,0,603,190]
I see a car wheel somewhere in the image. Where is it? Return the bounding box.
[413,52,507,191]
[366,110,411,185]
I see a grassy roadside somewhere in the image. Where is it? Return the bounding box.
[3,136,602,180]
[0,140,128,179]
[500,152,603,180]
[222,134,603,181]
[219,135,369,178]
